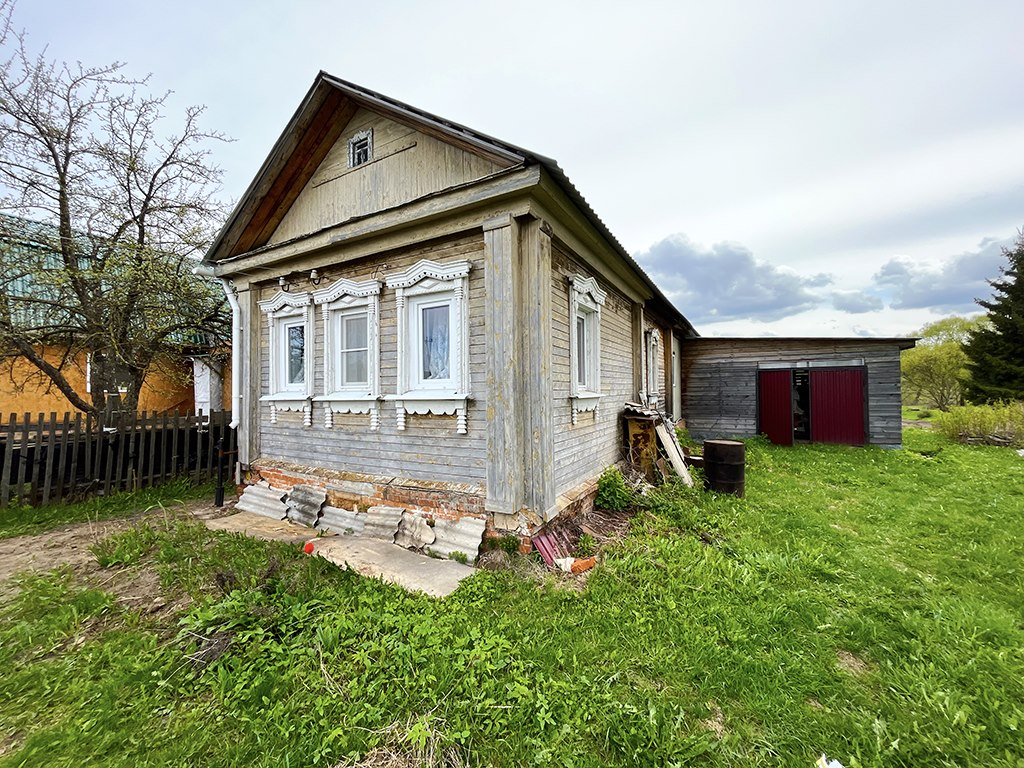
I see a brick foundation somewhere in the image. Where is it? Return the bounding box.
[247,461,486,522]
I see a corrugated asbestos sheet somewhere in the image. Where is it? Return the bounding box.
[395,512,436,550]
[286,485,327,527]
[427,517,486,561]
[318,506,365,535]
[235,484,288,520]
[362,506,404,542]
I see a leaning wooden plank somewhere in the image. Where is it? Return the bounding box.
[41,411,58,505]
[655,423,694,487]
[1,414,15,507]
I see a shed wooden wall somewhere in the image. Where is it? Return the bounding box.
[680,339,904,448]
[256,233,487,488]
[269,109,509,245]
[550,244,636,495]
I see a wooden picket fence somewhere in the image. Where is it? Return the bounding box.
[0,409,236,509]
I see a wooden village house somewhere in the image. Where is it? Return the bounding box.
[201,72,911,541]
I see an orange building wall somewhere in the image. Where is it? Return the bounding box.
[0,347,200,416]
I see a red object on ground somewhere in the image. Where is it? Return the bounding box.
[303,541,315,555]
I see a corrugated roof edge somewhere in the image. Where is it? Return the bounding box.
[205,71,696,337]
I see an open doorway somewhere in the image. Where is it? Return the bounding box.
[792,370,810,441]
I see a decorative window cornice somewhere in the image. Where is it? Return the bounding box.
[258,290,310,315]
[311,277,381,305]
[569,274,607,307]
[385,259,471,290]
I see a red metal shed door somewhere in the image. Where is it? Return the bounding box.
[758,370,794,445]
[810,368,866,445]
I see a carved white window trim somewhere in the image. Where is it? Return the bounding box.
[258,290,314,427]
[568,274,606,425]
[312,277,382,431]
[384,259,471,434]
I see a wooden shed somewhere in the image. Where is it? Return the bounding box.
[679,337,915,449]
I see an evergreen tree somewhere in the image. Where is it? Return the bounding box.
[964,232,1024,403]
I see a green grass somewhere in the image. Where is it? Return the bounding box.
[901,405,934,421]
[1,432,1023,767]
[0,479,215,540]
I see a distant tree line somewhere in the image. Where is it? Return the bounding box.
[902,232,1024,410]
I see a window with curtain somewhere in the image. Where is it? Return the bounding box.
[286,323,305,386]
[421,304,451,380]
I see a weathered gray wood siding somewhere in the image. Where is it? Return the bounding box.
[680,339,904,448]
[551,244,636,494]
[269,109,508,245]
[256,234,487,487]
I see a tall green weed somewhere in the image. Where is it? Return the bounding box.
[934,401,1024,446]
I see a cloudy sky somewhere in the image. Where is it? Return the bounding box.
[11,0,1024,336]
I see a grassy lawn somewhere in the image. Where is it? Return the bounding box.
[0,479,215,540]
[901,405,935,422]
[1,430,1022,767]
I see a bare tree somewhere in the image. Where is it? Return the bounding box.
[0,0,230,414]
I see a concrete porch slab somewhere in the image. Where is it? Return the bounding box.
[204,511,316,544]
[202,511,476,598]
[311,537,476,598]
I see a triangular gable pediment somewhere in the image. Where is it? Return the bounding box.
[208,74,525,261]
[267,107,512,246]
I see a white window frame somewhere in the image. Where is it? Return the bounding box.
[258,290,314,427]
[312,276,382,431]
[568,274,606,424]
[348,129,373,168]
[384,259,471,434]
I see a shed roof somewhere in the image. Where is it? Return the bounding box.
[686,336,917,350]
[204,72,695,336]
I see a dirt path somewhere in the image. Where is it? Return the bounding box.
[0,498,229,603]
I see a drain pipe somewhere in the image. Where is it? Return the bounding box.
[194,264,241,429]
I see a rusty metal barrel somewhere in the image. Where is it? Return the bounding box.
[702,439,745,497]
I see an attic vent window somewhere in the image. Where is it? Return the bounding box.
[348,129,372,167]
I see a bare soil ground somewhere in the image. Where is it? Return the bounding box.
[0,498,225,605]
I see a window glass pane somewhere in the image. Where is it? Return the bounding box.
[287,325,304,385]
[344,314,368,350]
[421,305,450,380]
[343,350,368,385]
[576,315,587,386]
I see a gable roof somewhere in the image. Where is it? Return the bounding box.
[205,71,696,336]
